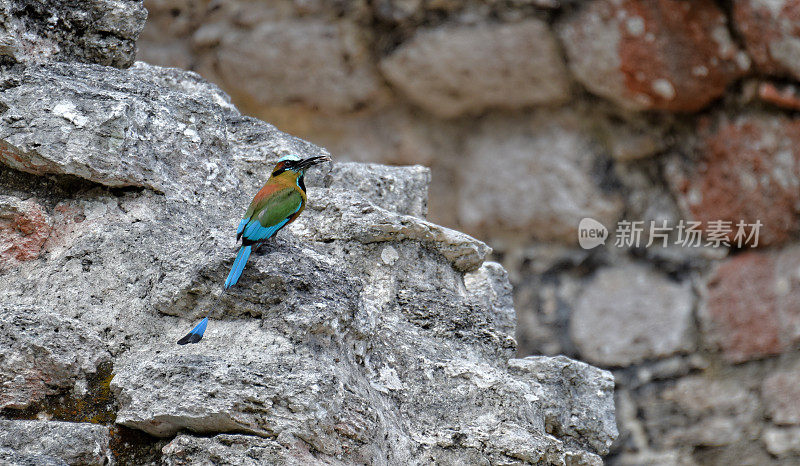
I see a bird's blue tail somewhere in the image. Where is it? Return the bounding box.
[177,316,208,345]
[224,245,252,289]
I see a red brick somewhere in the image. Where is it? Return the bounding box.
[758,82,800,111]
[734,0,800,79]
[703,248,800,362]
[561,0,747,112]
[619,0,745,111]
[676,114,800,246]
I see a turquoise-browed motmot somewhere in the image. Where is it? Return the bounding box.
[177,154,331,344]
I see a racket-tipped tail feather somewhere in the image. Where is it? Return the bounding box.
[177,316,208,345]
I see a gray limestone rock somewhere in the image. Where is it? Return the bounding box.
[0,0,146,68]
[570,264,695,367]
[195,11,384,112]
[162,433,347,465]
[457,110,623,244]
[0,307,111,410]
[0,61,240,194]
[641,376,760,449]
[380,20,570,118]
[0,58,616,464]
[0,420,111,465]
[762,361,800,426]
[322,162,430,219]
[509,356,618,455]
[464,261,516,337]
[153,357,616,465]
[292,188,491,273]
[763,426,800,457]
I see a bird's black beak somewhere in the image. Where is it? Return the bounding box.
[297,155,331,170]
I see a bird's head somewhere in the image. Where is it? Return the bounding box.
[271,154,331,177]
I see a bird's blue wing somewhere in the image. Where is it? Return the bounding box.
[241,218,290,242]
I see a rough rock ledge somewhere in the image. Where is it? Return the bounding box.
[0,5,616,464]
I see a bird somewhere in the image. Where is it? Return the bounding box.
[177,153,331,345]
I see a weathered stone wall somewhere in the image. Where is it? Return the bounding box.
[0,0,618,464]
[139,0,800,464]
